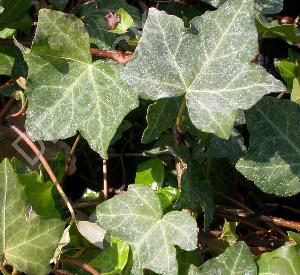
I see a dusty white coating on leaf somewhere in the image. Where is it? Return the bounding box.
[236,97,300,197]
[24,9,138,158]
[96,185,198,275]
[123,0,285,139]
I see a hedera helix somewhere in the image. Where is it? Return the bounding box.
[1,0,300,274]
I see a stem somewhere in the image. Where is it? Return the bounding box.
[103,159,109,200]
[90,48,133,64]
[8,125,76,220]
[172,98,187,189]
[0,39,133,64]
[5,95,27,120]
[0,97,15,120]
[60,257,100,275]
[64,134,81,177]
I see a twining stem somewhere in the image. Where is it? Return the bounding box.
[172,98,187,189]
[103,159,109,200]
[8,125,76,220]
[60,257,100,275]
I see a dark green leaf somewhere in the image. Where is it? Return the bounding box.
[236,97,300,197]
[142,97,183,144]
[256,15,300,45]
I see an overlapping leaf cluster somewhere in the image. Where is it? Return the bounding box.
[1,0,300,274]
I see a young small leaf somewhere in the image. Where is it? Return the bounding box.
[124,0,284,139]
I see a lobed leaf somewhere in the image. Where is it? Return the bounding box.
[24,9,138,158]
[96,185,198,274]
[124,0,284,140]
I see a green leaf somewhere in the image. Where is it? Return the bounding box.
[274,59,298,92]
[79,0,141,49]
[18,172,62,219]
[96,185,198,274]
[177,249,201,275]
[256,15,300,45]
[110,8,134,35]
[189,242,257,275]
[0,0,32,30]
[202,0,283,14]
[156,187,180,211]
[87,237,130,274]
[193,128,246,164]
[124,0,284,140]
[236,97,300,197]
[24,9,138,158]
[257,244,300,275]
[221,220,238,246]
[135,158,164,188]
[175,162,215,231]
[288,231,300,244]
[0,28,15,39]
[0,159,65,274]
[0,45,27,77]
[48,0,69,10]
[142,96,183,144]
[291,78,300,105]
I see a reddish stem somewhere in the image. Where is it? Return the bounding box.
[8,124,76,220]
[60,257,100,275]
[0,39,133,64]
[90,48,133,64]
[0,97,15,121]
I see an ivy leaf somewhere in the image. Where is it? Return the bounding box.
[0,0,32,30]
[291,78,300,105]
[188,242,257,275]
[236,97,300,197]
[48,0,69,11]
[96,185,198,274]
[175,161,215,231]
[24,9,138,158]
[257,243,300,275]
[0,159,65,275]
[256,15,300,45]
[142,96,183,144]
[202,0,283,14]
[124,0,284,139]
[135,158,164,188]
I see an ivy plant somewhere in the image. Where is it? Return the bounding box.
[0,0,300,274]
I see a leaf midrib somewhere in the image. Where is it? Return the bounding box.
[256,107,300,154]
[187,1,247,91]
